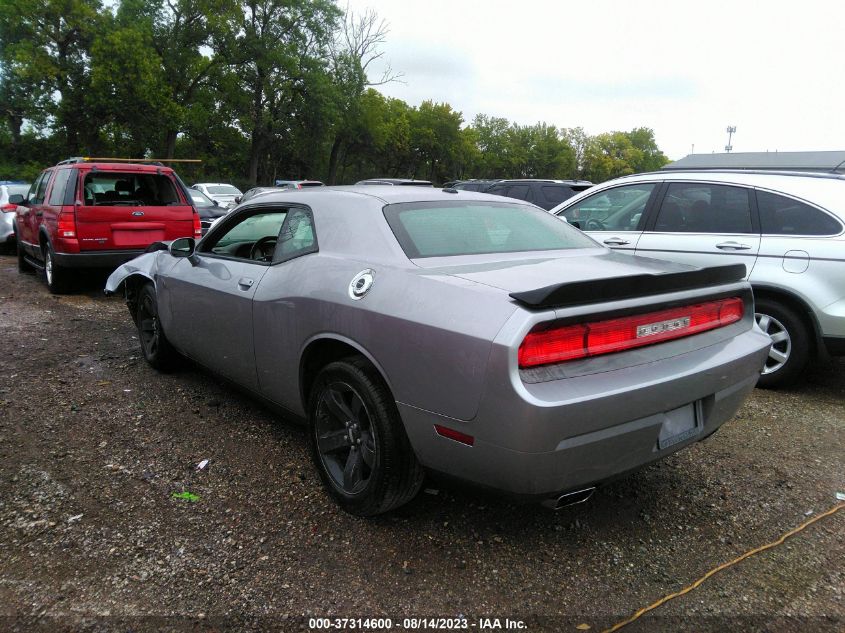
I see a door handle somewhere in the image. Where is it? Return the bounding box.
[35,211,43,217]
[716,241,751,250]
[237,277,254,290]
[603,237,630,246]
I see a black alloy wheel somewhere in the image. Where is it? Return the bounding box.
[309,357,424,516]
[135,283,179,371]
[314,381,377,495]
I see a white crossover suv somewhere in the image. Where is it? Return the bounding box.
[551,170,845,388]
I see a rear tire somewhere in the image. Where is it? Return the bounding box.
[43,244,71,294]
[754,298,809,389]
[308,357,424,516]
[135,283,180,371]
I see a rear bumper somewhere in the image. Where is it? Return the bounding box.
[399,327,771,498]
[52,249,146,269]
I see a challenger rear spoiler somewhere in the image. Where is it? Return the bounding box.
[509,263,747,309]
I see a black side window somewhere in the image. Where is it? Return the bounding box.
[48,169,72,205]
[486,184,509,196]
[30,171,49,204]
[757,190,842,236]
[506,184,530,201]
[542,185,575,206]
[654,183,753,234]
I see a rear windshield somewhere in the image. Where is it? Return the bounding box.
[6,184,29,196]
[206,185,241,195]
[83,173,182,206]
[384,201,597,258]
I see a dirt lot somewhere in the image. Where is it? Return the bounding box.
[0,253,843,632]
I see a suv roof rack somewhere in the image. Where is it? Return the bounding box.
[57,157,202,166]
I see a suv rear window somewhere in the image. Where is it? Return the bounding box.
[83,172,181,206]
[384,201,596,258]
[206,185,241,195]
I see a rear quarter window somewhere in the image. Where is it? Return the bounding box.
[756,190,842,236]
[48,169,73,205]
[384,201,597,258]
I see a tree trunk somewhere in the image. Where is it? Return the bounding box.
[327,135,343,185]
[164,129,178,159]
[6,113,22,161]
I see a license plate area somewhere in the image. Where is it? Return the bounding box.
[657,401,702,450]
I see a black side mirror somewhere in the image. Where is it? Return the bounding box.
[8,194,24,205]
[234,196,242,204]
[213,199,220,206]
[169,237,196,259]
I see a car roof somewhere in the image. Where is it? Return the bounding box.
[356,178,433,186]
[194,182,235,186]
[239,185,513,206]
[495,178,593,185]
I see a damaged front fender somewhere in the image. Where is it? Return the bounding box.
[104,246,171,296]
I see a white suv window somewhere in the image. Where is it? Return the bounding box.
[560,183,655,231]
[654,183,753,234]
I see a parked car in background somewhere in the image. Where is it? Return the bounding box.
[485,179,593,210]
[355,178,433,186]
[450,179,502,192]
[274,179,325,189]
[1,181,30,248]
[14,158,200,293]
[187,187,229,235]
[551,170,845,388]
[106,186,769,515]
[191,183,243,208]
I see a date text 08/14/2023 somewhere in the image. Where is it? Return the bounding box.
[307,617,527,630]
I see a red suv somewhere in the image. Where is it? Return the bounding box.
[14,158,201,293]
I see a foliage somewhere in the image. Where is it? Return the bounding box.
[0,0,670,185]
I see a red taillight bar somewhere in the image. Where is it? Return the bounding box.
[192,209,202,238]
[57,211,77,238]
[518,297,744,369]
[1,203,17,213]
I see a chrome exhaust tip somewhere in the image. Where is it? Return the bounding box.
[542,487,595,510]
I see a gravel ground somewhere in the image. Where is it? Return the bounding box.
[0,253,843,633]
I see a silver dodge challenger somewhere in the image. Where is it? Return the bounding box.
[106,186,771,516]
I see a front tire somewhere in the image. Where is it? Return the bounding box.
[135,283,180,371]
[754,298,809,389]
[309,357,424,516]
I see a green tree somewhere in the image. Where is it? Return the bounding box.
[229,0,340,184]
[0,0,106,155]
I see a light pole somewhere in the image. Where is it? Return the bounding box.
[725,126,736,153]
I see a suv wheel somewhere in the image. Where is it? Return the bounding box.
[309,357,424,516]
[43,243,70,294]
[754,298,809,389]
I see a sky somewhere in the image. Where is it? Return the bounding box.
[344,0,844,160]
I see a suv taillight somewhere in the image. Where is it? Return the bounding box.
[518,297,744,368]
[57,210,77,238]
[1,203,16,213]
[192,209,202,238]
